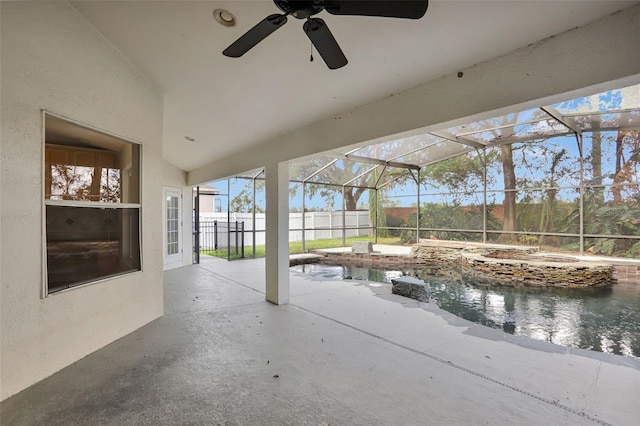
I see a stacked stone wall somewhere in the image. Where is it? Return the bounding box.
[410,243,538,266]
[312,251,416,267]
[461,254,613,288]
[310,242,622,288]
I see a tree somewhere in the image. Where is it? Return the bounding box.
[498,143,518,242]
[368,168,393,237]
[537,147,568,245]
[611,130,640,204]
[417,112,523,243]
[289,158,371,210]
[420,150,488,199]
[557,129,640,257]
[51,164,85,200]
[50,164,120,202]
[489,110,574,244]
[590,131,604,204]
[290,158,402,211]
[229,178,265,213]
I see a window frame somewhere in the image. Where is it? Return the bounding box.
[41,111,143,297]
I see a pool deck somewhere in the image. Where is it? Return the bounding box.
[2,255,639,425]
[315,244,413,255]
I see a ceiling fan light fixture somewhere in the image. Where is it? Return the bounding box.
[214,9,237,27]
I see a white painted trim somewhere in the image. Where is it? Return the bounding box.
[44,199,141,209]
[162,186,183,271]
[182,186,194,267]
[43,110,144,146]
[41,110,48,299]
[46,270,145,297]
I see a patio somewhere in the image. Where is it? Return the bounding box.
[2,257,639,425]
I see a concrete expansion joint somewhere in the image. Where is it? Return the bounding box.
[291,303,614,426]
[165,300,268,317]
[197,264,266,296]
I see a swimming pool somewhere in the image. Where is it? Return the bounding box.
[291,262,640,358]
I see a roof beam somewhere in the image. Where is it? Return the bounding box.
[302,158,338,182]
[418,147,475,169]
[374,165,389,188]
[540,106,582,135]
[344,154,421,170]
[429,130,485,149]
[252,168,265,179]
[386,140,441,162]
[343,165,379,187]
[377,171,410,190]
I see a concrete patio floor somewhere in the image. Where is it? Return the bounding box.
[2,256,639,425]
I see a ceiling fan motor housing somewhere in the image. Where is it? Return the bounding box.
[274,0,325,19]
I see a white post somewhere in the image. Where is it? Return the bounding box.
[416,169,420,244]
[482,149,487,244]
[329,211,333,239]
[302,182,306,252]
[312,212,316,241]
[265,161,290,305]
[342,186,346,247]
[252,175,257,257]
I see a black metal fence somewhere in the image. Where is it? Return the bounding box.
[199,220,245,258]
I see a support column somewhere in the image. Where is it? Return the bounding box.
[265,161,290,305]
[342,186,346,247]
[416,169,420,244]
[252,176,256,258]
[482,148,488,244]
[577,133,585,255]
[374,188,378,244]
[194,186,200,264]
[227,179,231,261]
[302,182,306,252]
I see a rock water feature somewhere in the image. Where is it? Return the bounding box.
[462,250,613,288]
[390,276,430,302]
[309,240,616,288]
[411,240,614,288]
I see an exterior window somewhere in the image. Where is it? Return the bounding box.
[44,114,141,294]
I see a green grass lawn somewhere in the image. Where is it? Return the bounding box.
[202,235,403,260]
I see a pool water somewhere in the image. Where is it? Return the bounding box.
[291,263,640,358]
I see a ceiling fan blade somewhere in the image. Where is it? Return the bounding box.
[303,18,348,70]
[223,14,288,58]
[325,1,428,19]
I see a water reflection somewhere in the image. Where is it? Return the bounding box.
[291,263,640,358]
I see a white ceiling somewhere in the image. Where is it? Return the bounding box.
[71,0,637,172]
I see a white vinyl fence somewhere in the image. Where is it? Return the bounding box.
[198,211,370,249]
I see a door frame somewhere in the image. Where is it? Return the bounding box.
[163,186,183,270]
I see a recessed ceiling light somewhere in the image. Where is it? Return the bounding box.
[184,136,196,142]
[213,9,236,27]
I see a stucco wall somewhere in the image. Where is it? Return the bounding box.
[162,159,187,188]
[0,2,164,400]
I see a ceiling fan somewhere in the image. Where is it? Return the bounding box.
[222,1,429,70]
